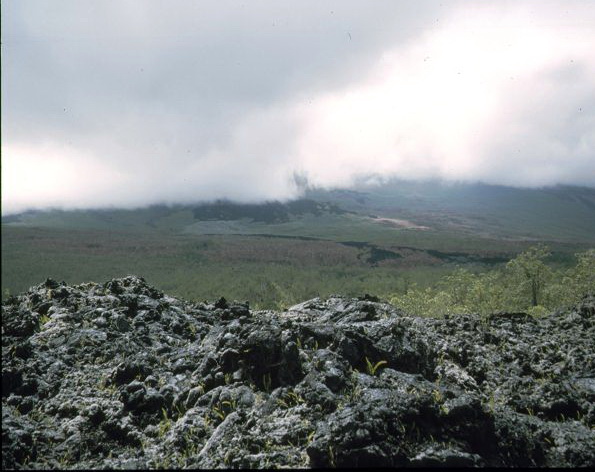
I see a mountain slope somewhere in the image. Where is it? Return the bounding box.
[306,180,595,242]
[2,181,593,305]
[4,181,595,243]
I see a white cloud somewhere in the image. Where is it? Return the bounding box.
[2,1,594,214]
[283,2,595,188]
[2,142,128,211]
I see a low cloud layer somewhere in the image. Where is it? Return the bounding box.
[2,0,595,214]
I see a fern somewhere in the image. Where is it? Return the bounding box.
[365,357,387,376]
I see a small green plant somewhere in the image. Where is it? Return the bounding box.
[98,376,118,395]
[328,445,336,468]
[212,399,237,422]
[203,412,212,427]
[155,455,172,470]
[348,384,362,402]
[527,305,549,317]
[8,345,18,358]
[432,388,446,414]
[262,373,272,392]
[179,438,199,465]
[396,420,406,434]
[488,392,496,413]
[365,357,387,376]
[212,405,226,421]
[12,404,22,417]
[263,438,275,452]
[188,323,197,336]
[277,390,305,409]
[58,451,71,467]
[222,399,237,410]
[39,314,51,326]
[158,408,172,437]
[173,403,188,418]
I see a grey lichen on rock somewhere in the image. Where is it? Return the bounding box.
[2,275,594,469]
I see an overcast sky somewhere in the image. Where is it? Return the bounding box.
[2,0,595,214]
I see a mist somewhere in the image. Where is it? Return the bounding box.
[2,0,595,215]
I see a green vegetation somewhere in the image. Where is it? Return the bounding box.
[211,400,237,422]
[1,220,593,315]
[309,180,595,243]
[2,182,594,314]
[158,408,172,437]
[0,225,488,309]
[506,243,552,307]
[365,357,387,376]
[276,390,305,409]
[389,247,594,318]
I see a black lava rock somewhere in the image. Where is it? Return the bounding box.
[2,276,594,469]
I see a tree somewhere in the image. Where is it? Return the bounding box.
[439,268,475,306]
[506,244,552,308]
[564,249,595,302]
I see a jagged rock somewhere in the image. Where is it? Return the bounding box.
[2,275,594,469]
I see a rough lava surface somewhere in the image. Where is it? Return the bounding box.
[2,276,594,469]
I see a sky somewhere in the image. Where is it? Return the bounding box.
[2,0,595,214]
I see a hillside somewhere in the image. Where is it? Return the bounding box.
[306,180,595,243]
[3,276,594,468]
[4,181,595,243]
[2,181,594,306]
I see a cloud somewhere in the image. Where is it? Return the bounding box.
[2,0,595,214]
[270,2,595,189]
